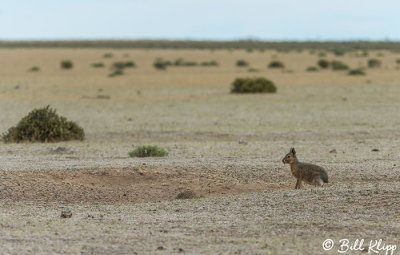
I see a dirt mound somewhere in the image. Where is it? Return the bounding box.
[0,169,288,204]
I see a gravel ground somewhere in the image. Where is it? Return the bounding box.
[1,49,400,254]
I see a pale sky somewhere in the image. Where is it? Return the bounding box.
[0,0,399,40]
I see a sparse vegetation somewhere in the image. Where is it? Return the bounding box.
[108,69,124,77]
[317,59,330,69]
[112,61,136,70]
[91,62,105,68]
[396,59,400,64]
[61,60,73,69]
[2,106,84,143]
[103,53,113,58]
[368,59,381,68]
[332,48,346,56]
[331,60,349,70]
[153,59,169,70]
[236,60,249,67]
[29,66,40,72]
[128,145,168,157]
[247,68,259,73]
[231,77,277,94]
[348,68,366,75]
[153,58,216,69]
[306,66,318,72]
[3,41,400,52]
[268,60,284,68]
[201,61,218,66]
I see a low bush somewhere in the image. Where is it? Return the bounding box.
[201,61,218,66]
[29,66,40,72]
[367,59,381,68]
[128,145,168,157]
[153,59,168,70]
[396,59,400,64]
[317,59,330,69]
[236,60,249,67]
[231,77,277,94]
[2,106,84,143]
[61,60,73,69]
[247,68,259,73]
[91,62,105,68]
[108,69,124,77]
[112,61,136,70]
[348,68,366,75]
[268,61,284,68]
[306,66,318,72]
[103,53,113,58]
[332,49,346,56]
[331,61,349,71]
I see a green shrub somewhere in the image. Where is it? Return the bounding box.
[231,77,277,94]
[112,61,136,70]
[108,69,124,77]
[317,59,330,69]
[91,62,105,68]
[331,61,349,71]
[268,61,284,68]
[201,61,218,66]
[318,52,326,57]
[236,60,248,67]
[153,59,168,70]
[61,60,73,69]
[247,68,259,73]
[306,66,318,72]
[128,145,168,157]
[124,61,136,67]
[29,66,40,72]
[396,59,400,64]
[348,68,366,75]
[367,59,381,68]
[103,53,113,58]
[2,106,84,143]
[332,49,346,56]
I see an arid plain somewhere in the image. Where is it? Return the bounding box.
[0,48,400,254]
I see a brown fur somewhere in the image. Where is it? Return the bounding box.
[282,148,328,189]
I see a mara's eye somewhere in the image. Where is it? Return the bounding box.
[287,155,291,158]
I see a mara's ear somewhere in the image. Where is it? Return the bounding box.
[290,148,296,155]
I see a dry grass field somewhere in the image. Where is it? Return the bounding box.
[1,48,400,254]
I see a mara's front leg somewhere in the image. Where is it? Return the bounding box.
[295,179,302,189]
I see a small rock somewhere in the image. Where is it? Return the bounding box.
[61,210,72,218]
[372,148,380,152]
[157,246,165,250]
[15,85,20,89]
[176,190,197,199]
[329,149,337,153]
[51,147,69,154]
[238,138,248,145]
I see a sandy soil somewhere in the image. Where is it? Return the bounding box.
[0,48,400,254]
